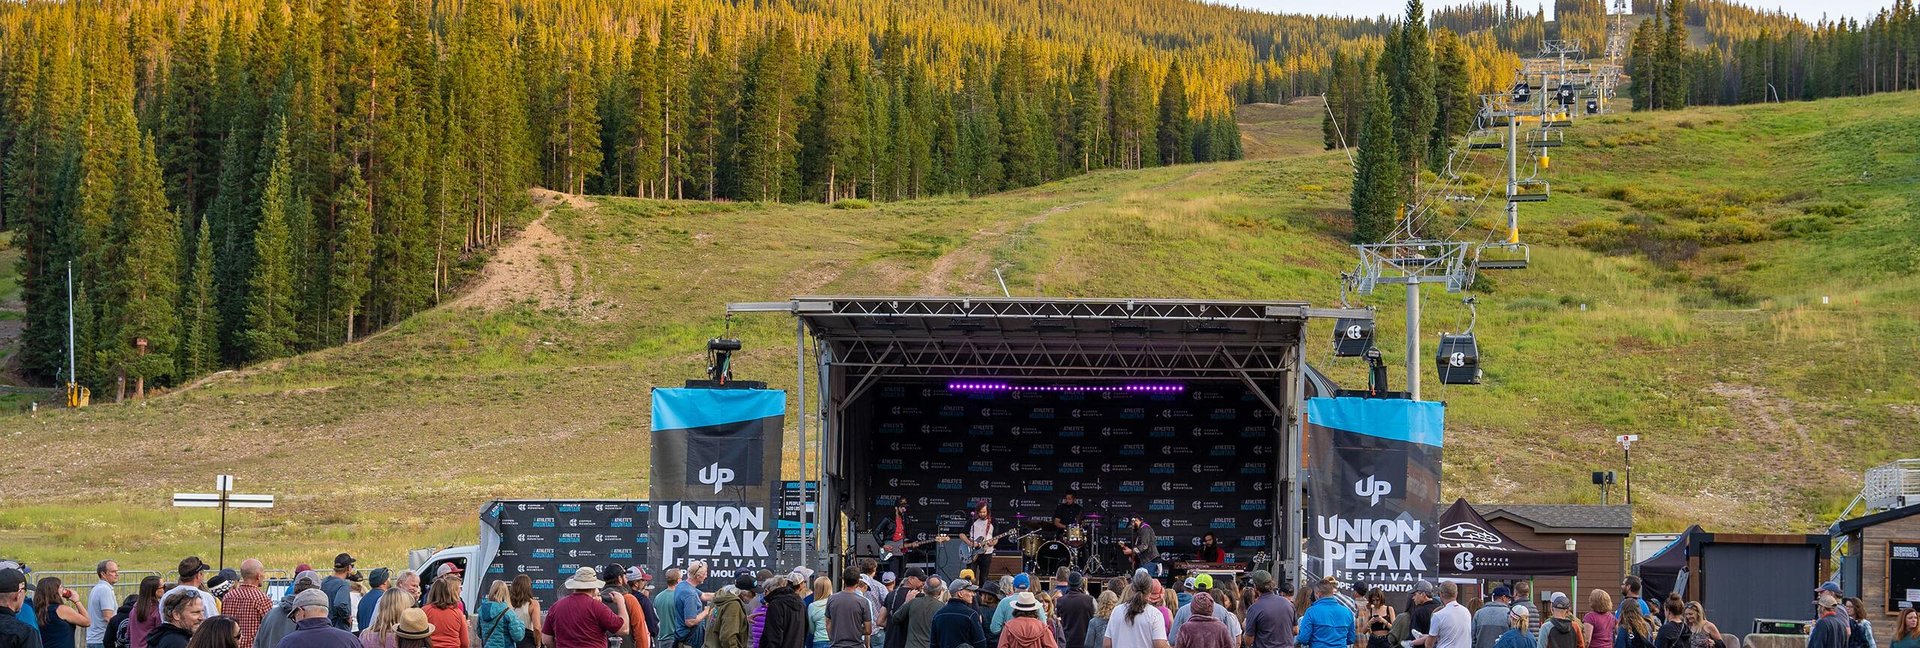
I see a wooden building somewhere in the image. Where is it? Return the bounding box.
[1471,504,1633,610]
[1833,503,1920,642]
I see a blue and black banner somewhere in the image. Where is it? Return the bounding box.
[1304,397,1444,593]
[650,388,786,573]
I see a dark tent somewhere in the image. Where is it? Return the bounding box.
[1435,498,1581,577]
[1633,525,1701,605]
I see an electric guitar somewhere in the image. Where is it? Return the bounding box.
[880,534,948,561]
[1117,540,1153,569]
[958,528,1019,563]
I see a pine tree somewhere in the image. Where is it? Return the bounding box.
[158,6,221,216]
[996,35,1043,188]
[331,164,372,343]
[1431,29,1476,169]
[1391,0,1439,182]
[1629,18,1661,109]
[1070,49,1107,172]
[553,46,602,195]
[244,120,299,361]
[1351,75,1401,244]
[657,6,692,199]
[1659,0,1693,109]
[112,135,182,396]
[803,45,862,202]
[1156,60,1193,166]
[625,38,664,198]
[181,215,219,377]
[738,28,802,202]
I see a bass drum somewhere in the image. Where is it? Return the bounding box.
[1035,540,1074,574]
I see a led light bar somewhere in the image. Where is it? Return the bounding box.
[945,381,1185,393]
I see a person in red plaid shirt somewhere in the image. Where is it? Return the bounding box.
[223,561,275,648]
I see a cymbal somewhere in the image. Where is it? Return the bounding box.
[1023,519,1051,529]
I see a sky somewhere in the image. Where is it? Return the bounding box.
[1211,0,1889,23]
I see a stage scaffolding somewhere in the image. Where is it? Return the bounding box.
[728,296,1370,582]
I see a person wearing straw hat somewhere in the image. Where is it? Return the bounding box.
[395,608,437,648]
[997,593,1056,648]
[545,568,628,648]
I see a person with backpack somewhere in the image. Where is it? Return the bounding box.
[477,582,527,648]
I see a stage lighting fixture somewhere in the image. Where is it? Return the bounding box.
[944,381,1185,394]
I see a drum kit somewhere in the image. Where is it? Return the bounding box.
[1009,512,1107,575]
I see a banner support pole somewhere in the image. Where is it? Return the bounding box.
[797,317,809,568]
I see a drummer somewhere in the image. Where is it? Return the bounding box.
[1051,492,1084,537]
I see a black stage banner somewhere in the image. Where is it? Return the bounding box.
[865,383,1280,563]
[1304,397,1444,593]
[651,387,786,573]
[479,500,651,605]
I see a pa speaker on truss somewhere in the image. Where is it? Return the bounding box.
[1332,317,1375,357]
[1434,334,1482,385]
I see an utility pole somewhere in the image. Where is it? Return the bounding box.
[1617,434,1639,505]
[1406,281,1421,400]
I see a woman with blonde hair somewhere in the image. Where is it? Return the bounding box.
[1584,590,1617,648]
[1084,592,1119,648]
[360,590,420,648]
[1681,602,1721,648]
[478,581,528,648]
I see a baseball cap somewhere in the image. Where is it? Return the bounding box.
[1193,574,1214,590]
[905,567,927,581]
[959,569,976,581]
[1013,573,1031,589]
[1816,582,1842,595]
[951,579,979,593]
[1183,576,1197,589]
[1412,579,1435,596]
[1492,585,1513,599]
[179,556,211,580]
[296,570,324,586]
[295,563,313,574]
[436,563,463,578]
[293,587,331,610]
[0,568,26,594]
[368,568,391,587]
[1248,570,1274,589]
[1511,604,1532,621]
[601,564,626,583]
[626,566,647,583]
[734,574,759,593]
[1551,593,1572,610]
[881,572,897,584]
[334,553,357,569]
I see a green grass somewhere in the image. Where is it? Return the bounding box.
[3,91,1918,572]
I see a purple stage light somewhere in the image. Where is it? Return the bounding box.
[945,381,1185,393]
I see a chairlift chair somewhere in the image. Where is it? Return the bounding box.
[1510,179,1549,203]
[1586,99,1600,115]
[1526,129,1565,148]
[1475,242,1532,270]
[1468,130,1504,150]
[1331,316,1376,357]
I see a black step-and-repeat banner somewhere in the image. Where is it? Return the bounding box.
[1304,397,1444,594]
[480,500,653,605]
[864,382,1280,562]
[651,388,787,574]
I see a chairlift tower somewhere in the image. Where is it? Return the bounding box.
[1348,240,1474,400]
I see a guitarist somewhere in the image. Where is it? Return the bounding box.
[880,500,912,576]
[1118,515,1162,577]
[965,504,997,579]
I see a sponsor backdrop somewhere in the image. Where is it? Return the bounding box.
[1304,397,1444,593]
[651,388,787,574]
[863,382,1281,563]
[479,500,653,606]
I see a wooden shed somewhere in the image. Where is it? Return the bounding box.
[1472,504,1633,609]
[1833,503,1920,642]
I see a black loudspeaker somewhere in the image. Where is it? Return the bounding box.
[1434,334,1482,385]
[935,539,966,581]
[1332,317,1375,357]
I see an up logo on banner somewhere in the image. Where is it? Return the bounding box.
[698,463,736,493]
[1354,475,1394,506]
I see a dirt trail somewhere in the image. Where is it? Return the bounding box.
[923,200,1091,295]
[449,189,596,312]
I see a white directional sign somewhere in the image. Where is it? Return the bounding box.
[172,475,274,570]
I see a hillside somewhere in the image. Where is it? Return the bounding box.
[2,91,1917,571]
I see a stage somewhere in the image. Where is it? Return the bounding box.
[727,296,1371,583]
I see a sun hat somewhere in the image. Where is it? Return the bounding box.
[396,608,436,640]
[1011,592,1041,612]
[565,566,606,590]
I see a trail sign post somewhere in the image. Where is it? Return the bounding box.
[173,475,274,570]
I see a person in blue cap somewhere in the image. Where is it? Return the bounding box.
[992,575,1047,634]
[1472,586,1515,648]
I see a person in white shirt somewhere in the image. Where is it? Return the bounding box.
[966,505,996,580]
[165,557,221,619]
[1424,583,1473,648]
[86,560,120,648]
